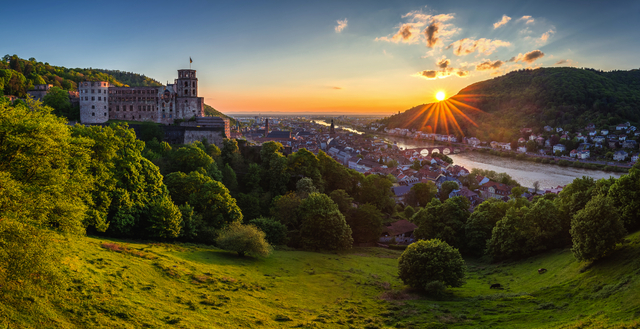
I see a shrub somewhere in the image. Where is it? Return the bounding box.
[398,239,466,291]
[248,217,288,245]
[216,222,272,257]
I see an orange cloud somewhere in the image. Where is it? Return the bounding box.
[377,10,458,48]
[518,16,535,24]
[510,50,545,63]
[538,29,555,44]
[437,57,451,69]
[448,38,511,56]
[335,19,348,33]
[476,60,504,70]
[493,15,511,29]
[414,66,469,80]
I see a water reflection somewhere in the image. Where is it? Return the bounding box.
[312,120,363,135]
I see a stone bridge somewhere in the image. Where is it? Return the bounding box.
[404,144,472,157]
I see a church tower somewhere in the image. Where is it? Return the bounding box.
[330,119,335,135]
[265,118,270,137]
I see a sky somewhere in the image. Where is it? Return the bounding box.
[2,0,639,115]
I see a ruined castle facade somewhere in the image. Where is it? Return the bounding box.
[79,69,204,125]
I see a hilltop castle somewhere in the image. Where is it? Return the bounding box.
[79,69,204,125]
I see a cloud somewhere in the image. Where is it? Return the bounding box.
[476,60,504,71]
[330,86,343,90]
[437,57,451,69]
[512,50,545,63]
[447,38,511,56]
[555,59,576,66]
[424,22,440,47]
[414,66,469,80]
[538,29,555,44]
[376,10,458,48]
[493,15,511,29]
[518,16,535,24]
[335,19,348,33]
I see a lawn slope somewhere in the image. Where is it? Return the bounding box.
[1,232,640,328]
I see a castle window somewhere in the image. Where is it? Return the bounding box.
[91,89,94,93]
[92,97,95,101]
[184,89,188,95]
[192,89,195,95]
[169,114,172,118]
[98,97,101,101]
[138,105,141,111]
[104,106,106,109]
[98,89,101,93]
[92,112,95,116]
[91,105,95,109]
[116,105,119,111]
[184,82,188,87]
[192,82,195,87]
[163,114,165,118]
[130,105,133,111]
[105,113,107,116]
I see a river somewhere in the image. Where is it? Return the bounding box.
[383,136,622,188]
[312,120,363,135]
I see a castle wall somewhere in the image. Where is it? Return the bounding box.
[183,128,225,146]
[79,81,110,124]
[108,86,160,122]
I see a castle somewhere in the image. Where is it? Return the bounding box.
[79,69,204,125]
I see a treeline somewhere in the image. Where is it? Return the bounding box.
[0,98,401,288]
[381,67,640,142]
[403,167,639,262]
[0,55,161,97]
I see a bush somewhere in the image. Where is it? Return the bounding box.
[248,217,288,245]
[216,222,272,257]
[570,194,626,261]
[398,239,466,291]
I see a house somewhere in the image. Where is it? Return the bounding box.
[601,129,609,135]
[613,150,628,161]
[570,149,578,157]
[544,125,553,132]
[379,220,417,244]
[616,123,628,131]
[556,127,563,132]
[577,150,590,159]
[593,136,606,143]
[553,144,566,153]
[536,136,545,145]
[392,186,412,203]
[623,140,637,149]
[517,146,527,153]
[560,134,568,140]
[476,175,490,186]
[478,181,513,200]
[545,139,552,148]
[632,154,639,162]
[544,185,565,195]
[467,137,481,147]
[529,134,538,141]
[520,128,533,134]
[501,143,511,151]
[586,123,596,130]
[588,131,597,136]
[518,137,526,144]
[456,187,482,208]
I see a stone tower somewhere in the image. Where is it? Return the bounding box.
[79,81,110,124]
[175,69,204,119]
[330,119,335,135]
[264,118,270,137]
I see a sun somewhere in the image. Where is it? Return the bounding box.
[436,91,445,101]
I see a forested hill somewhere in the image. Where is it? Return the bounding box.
[0,55,161,97]
[380,67,640,142]
[204,104,236,125]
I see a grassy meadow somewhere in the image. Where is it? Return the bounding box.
[2,231,640,328]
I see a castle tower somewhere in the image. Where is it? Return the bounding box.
[330,119,335,135]
[175,69,204,120]
[265,118,269,137]
[79,81,110,124]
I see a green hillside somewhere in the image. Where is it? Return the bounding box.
[2,231,639,328]
[0,55,161,97]
[205,104,236,125]
[381,67,640,142]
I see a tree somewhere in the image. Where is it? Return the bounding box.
[296,177,318,199]
[570,194,626,261]
[410,159,422,170]
[346,203,383,244]
[216,222,272,257]
[398,239,466,291]
[358,174,395,214]
[464,199,510,256]
[298,192,353,251]
[288,148,323,189]
[166,144,214,174]
[221,163,238,194]
[138,122,164,142]
[270,192,302,229]
[329,189,353,214]
[43,86,75,120]
[143,194,182,239]
[248,217,288,245]
[405,182,438,207]
[404,205,416,219]
[439,181,459,201]
[413,197,470,249]
[608,163,640,232]
[526,140,537,152]
[532,181,540,195]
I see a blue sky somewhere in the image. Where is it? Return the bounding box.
[2,0,639,114]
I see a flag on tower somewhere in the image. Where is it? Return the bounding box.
[190,57,193,63]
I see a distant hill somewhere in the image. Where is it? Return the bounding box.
[204,104,236,125]
[0,55,162,97]
[380,67,640,142]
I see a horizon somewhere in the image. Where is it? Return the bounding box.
[3,0,640,115]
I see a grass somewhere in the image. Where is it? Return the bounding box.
[1,232,640,328]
